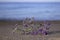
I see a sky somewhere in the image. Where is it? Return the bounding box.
[0,0,60,2]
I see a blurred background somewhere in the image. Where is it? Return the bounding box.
[0,2,60,21]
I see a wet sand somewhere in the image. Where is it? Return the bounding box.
[0,20,60,40]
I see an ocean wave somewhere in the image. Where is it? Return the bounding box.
[0,2,60,20]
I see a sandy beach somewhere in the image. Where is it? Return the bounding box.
[0,20,60,40]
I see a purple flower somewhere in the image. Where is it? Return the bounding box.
[38,29,43,33]
[42,31,48,35]
[24,24,28,27]
[31,31,38,35]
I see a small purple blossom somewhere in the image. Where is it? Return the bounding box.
[31,31,38,35]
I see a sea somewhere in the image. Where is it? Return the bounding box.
[0,2,60,20]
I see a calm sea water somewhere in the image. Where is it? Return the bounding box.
[0,2,60,20]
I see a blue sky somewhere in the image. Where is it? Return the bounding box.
[0,0,60,2]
